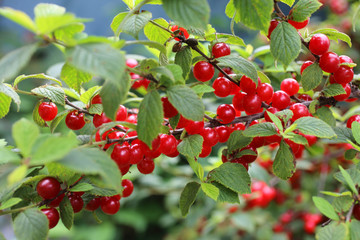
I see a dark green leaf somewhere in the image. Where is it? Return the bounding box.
[60,195,74,230]
[69,182,94,192]
[351,121,360,145]
[284,132,309,145]
[323,83,346,97]
[339,165,358,194]
[177,134,204,159]
[179,181,200,217]
[112,11,152,38]
[243,122,278,137]
[12,118,39,158]
[273,140,295,180]
[345,149,358,160]
[212,182,240,204]
[301,62,323,92]
[175,46,192,79]
[332,195,354,212]
[294,117,336,138]
[312,196,339,220]
[226,130,253,154]
[291,0,322,22]
[315,107,336,127]
[14,208,49,240]
[334,168,360,186]
[217,55,257,82]
[330,127,355,144]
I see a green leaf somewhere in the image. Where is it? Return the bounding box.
[257,71,271,84]
[294,117,336,138]
[217,54,257,82]
[284,132,309,145]
[350,220,360,240]
[273,140,295,180]
[12,118,39,158]
[144,18,172,44]
[60,196,74,230]
[46,162,80,185]
[291,0,322,22]
[32,100,47,128]
[226,130,253,154]
[315,107,336,127]
[323,84,346,97]
[177,135,204,159]
[205,33,245,46]
[312,28,351,47]
[201,182,219,201]
[352,121,360,145]
[175,46,193,79]
[332,195,354,212]
[162,0,210,30]
[243,122,278,137]
[0,93,11,118]
[233,0,273,33]
[50,111,68,133]
[53,23,85,46]
[80,86,101,105]
[265,111,283,132]
[167,85,204,121]
[179,181,201,217]
[331,127,355,144]
[14,73,62,87]
[0,83,20,109]
[312,196,339,220]
[31,85,65,105]
[334,168,360,186]
[112,11,152,38]
[136,90,163,147]
[0,147,21,164]
[345,149,358,160]
[339,165,358,194]
[316,222,349,240]
[7,165,28,185]
[0,197,22,210]
[31,134,78,164]
[211,182,240,204]
[14,208,49,240]
[191,84,214,94]
[59,148,122,191]
[0,43,38,83]
[208,162,251,194]
[185,156,204,180]
[270,22,301,68]
[280,0,295,7]
[0,7,36,32]
[61,63,92,93]
[69,182,94,192]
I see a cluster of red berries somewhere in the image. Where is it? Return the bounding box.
[36,177,133,229]
[127,58,150,90]
[242,181,276,209]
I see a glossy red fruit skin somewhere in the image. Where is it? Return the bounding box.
[116,105,128,121]
[185,120,204,135]
[159,134,177,156]
[126,58,138,68]
[288,18,309,29]
[201,128,219,147]
[65,110,86,130]
[319,52,340,73]
[243,94,262,114]
[309,34,330,55]
[129,144,144,164]
[333,66,354,85]
[215,126,231,143]
[137,157,155,174]
[122,179,134,198]
[69,195,84,213]
[171,25,189,40]
[329,0,348,15]
[290,103,311,121]
[267,19,279,39]
[41,208,60,229]
[217,104,236,124]
[37,177,61,200]
[272,91,290,110]
[301,61,313,74]
[334,84,351,101]
[339,55,353,65]
[346,115,360,128]
[240,76,258,94]
[91,95,102,104]
[213,77,232,97]
[212,42,231,58]
[48,193,65,208]
[93,113,111,128]
[281,78,299,96]
[232,92,246,111]
[100,196,120,215]
[111,144,131,167]
[353,204,360,220]
[161,97,178,118]
[193,61,214,82]
[257,83,273,102]
[85,197,101,211]
[38,102,58,121]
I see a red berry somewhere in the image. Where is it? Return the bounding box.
[38,102,58,121]
[171,25,189,40]
[288,18,309,29]
[37,177,61,200]
[212,42,231,58]
[217,104,236,124]
[116,105,128,121]
[122,179,134,197]
[281,78,299,96]
[329,0,348,15]
[129,144,144,164]
[185,120,204,135]
[257,83,273,102]
[233,146,258,163]
[267,20,279,39]
[353,204,360,220]
[69,195,84,213]
[301,61,313,74]
[120,164,131,176]
[272,91,290,110]
[334,84,351,101]
[91,95,102,104]
[218,67,233,78]
[290,103,310,121]
[93,113,111,128]
[193,61,214,82]
[111,144,131,167]
[215,126,231,143]
[232,92,246,111]
[137,157,155,174]
[159,134,177,156]
[333,66,354,85]
[65,110,86,130]
[41,208,60,229]
[48,193,65,208]
[200,128,219,147]
[242,94,262,114]
[240,76,258,94]
[126,58,138,68]
[339,55,353,66]
[346,115,360,128]
[161,97,178,118]
[199,145,212,158]
[309,34,330,55]
[319,52,340,73]
[213,77,232,97]
[100,196,120,215]
[85,197,101,211]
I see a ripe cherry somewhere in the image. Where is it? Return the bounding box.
[232,92,246,111]
[91,95,102,104]
[339,55,353,65]
[215,126,231,143]
[267,20,279,39]
[65,110,86,130]
[100,196,120,215]
[48,193,65,208]
[185,120,204,135]
[85,197,101,211]
[199,145,212,158]
[126,58,138,68]
[272,91,290,110]
[213,77,232,97]
[242,94,262,114]
[240,76,258,94]
[37,177,61,200]
[346,115,360,128]
[309,34,330,55]
[212,42,231,58]
[69,195,84,213]
[288,18,309,29]
[159,134,177,156]
[111,144,131,167]
[301,61,313,74]
[193,61,214,82]
[38,102,58,121]
[171,25,189,41]
[334,84,351,101]
[319,52,340,73]
[129,144,144,164]
[333,66,354,85]
[257,83,273,102]
[353,204,360,220]
[200,128,219,147]
[93,113,111,128]
[329,0,348,15]
[281,78,299,96]
[41,208,60,229]
[161,97,178,118]
[116,105,128,121]
[122,179,134,197]
[217,104,236,124]
[290,103,310,121]
[137,157,155,174]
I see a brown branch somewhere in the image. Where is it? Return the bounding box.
[65,98,94,116]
